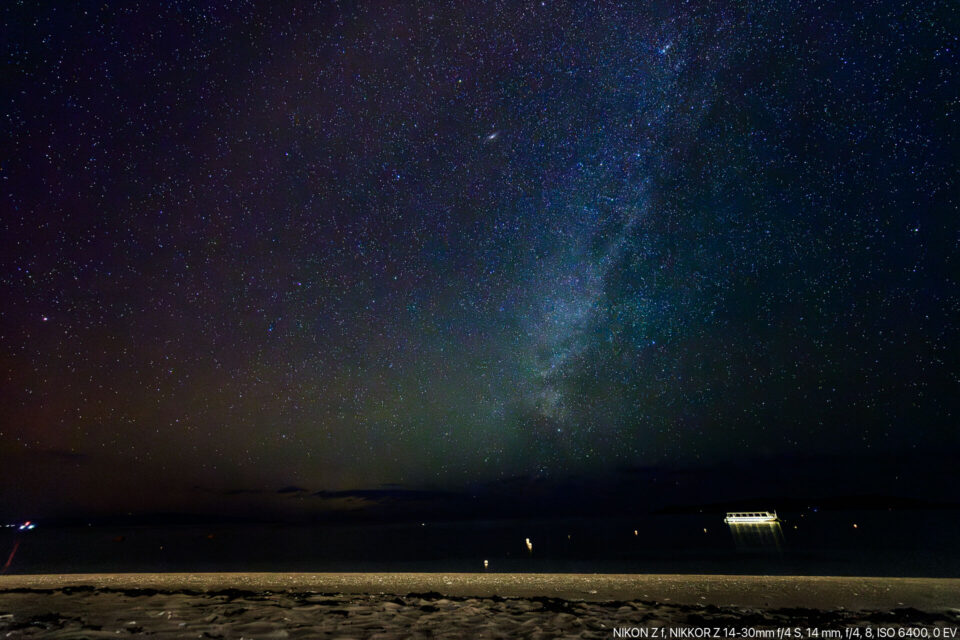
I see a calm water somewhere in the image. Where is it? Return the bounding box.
[2,510,958,577]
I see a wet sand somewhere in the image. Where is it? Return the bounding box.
[1,573,958,638]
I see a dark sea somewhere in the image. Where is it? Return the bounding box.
[2,510,958,577]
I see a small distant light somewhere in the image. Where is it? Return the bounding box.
[525,537,533,552]
[28,524,35,530]
[634,530,638,536]
[703,528,708,533]
[853,523,858,529]
[483,559,489,568]
[42,316,49,322]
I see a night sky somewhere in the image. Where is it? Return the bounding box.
[2,1,957,519]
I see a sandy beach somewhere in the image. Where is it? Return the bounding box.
[1,573,958,638]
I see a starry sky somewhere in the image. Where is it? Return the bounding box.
[2,1,957,519]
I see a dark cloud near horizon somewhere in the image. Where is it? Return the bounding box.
[277,486,308,494]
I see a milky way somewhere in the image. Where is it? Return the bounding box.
[1,1,956,512]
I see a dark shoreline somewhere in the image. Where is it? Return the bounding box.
[2,573,958,611]
[1,575,958,638]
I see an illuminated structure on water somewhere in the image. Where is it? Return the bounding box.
[723,511,779,524]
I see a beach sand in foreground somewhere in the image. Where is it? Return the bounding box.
[1,573,958,638]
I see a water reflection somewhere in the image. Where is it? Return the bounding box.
[728,521,785,552]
